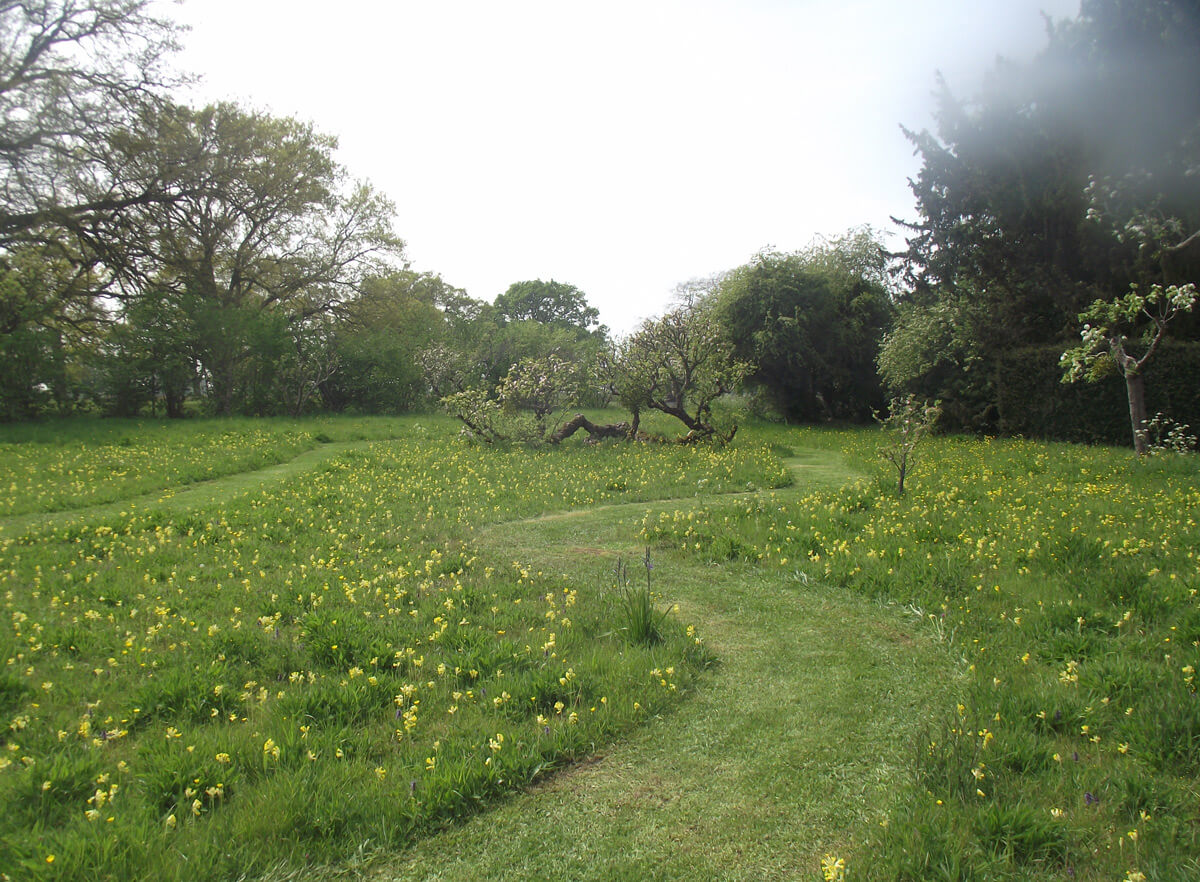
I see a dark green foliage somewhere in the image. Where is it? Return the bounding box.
[0,671,33,725]
[974,802,1072,865]
[612,555,670,646]
[714,232,893,422]
[7,748,105,826]
[494,279,601,336]
[890,0,1200,431]
[325,271,453,414]
[997,342,1200,445]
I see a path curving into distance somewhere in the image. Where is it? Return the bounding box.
[0,440,368,536]
[5,443,950,880]
[373,456,951,881]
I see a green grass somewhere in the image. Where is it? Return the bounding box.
[0,415,419,518]
[635,429,1200,881]
[372,468,947,881]
[0,417,789,881]
[2,416,1196,881]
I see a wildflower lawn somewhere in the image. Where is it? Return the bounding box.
[1,417,1198,880]
[383,426,1200,881]
[0,416,784,880]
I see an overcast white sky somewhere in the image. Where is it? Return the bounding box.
[172,0,1080,333]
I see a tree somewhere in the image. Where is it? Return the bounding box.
[99,286,196,417]
[440,301,744,446]
[1061,282,1199,454]
[439,354,583,444]
[106,102,403,414]
[280,313,340,417]
[0,241,103,418]
[876,395,941,495]
[0,0,183,247]
[891,0,1200,431]
[327,271,452,413]
[714,229,894,422]
[605,305,747,442]
[496,353,581,439]
[494,279,602,335]
[877,290,994,430]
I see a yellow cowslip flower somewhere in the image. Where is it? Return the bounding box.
[820,855,846,882]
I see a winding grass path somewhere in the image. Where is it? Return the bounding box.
[0,440,366,536]
[5,442,951,880]
[369,457,952,881]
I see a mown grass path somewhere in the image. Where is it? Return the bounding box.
[0,439,365,536]
[3,441,950,880]
[370,456,952,881]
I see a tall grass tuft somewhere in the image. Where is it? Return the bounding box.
[612,550,671,646]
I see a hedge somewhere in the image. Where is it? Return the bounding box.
[996,341,1200,447]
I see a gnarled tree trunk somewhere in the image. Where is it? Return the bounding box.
[548,413,630,444]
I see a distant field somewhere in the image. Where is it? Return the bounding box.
[1,418,1197,881]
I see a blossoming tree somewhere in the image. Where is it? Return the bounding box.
[1061,282,1198,454]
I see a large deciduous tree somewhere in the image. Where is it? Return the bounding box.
[107,102,403,414]
[713,229,893,422]
[0,240,103,417]
[494,279,602,336]
[0,0,183,417]
[0,0,183,246]
[326,270,454,413]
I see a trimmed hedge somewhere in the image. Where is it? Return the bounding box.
[997,341,1200,447]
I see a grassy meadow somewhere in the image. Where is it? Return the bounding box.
[0,416,1197,880]
[0,416,786,880]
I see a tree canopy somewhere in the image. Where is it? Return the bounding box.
[0,0,183,247]
[494,279,602,336]
[713,229,894,422]
[104,102,402,414]
[885,0,1200,431]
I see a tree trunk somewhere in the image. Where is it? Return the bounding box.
[1125,369,1148,455]
[548,413,630,444]
[211,365,235,416]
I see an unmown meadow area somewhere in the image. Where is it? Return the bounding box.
[0,415,1197,880]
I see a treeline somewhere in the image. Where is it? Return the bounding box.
[2,1,1199,448]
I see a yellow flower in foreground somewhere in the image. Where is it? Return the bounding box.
[821,854,846,882]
